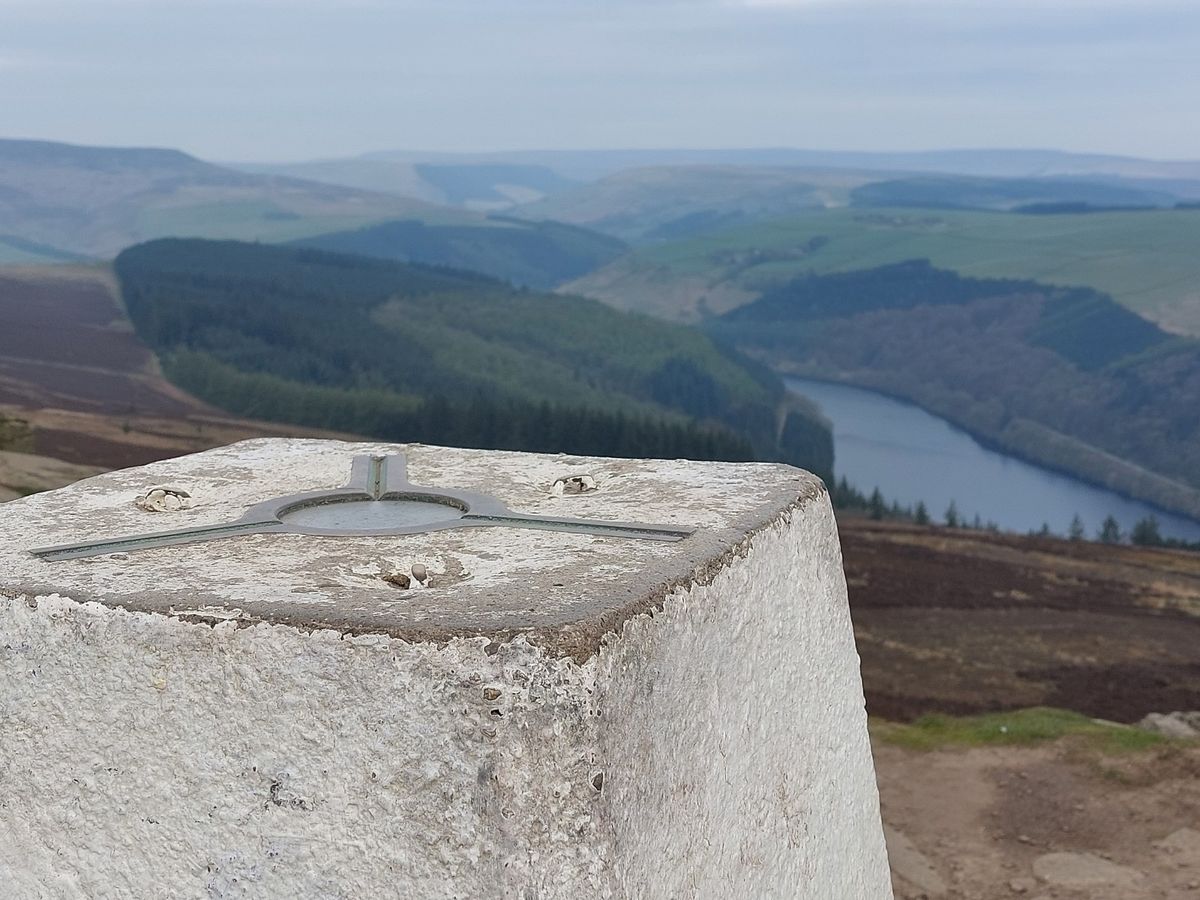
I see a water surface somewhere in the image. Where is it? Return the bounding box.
[787,376,1200,542]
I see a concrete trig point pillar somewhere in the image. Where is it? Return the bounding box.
[0,439,891,899]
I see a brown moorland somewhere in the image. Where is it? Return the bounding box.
[843,516,1200,723]
[0,265,351,491]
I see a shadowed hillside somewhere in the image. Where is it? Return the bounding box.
[292,216,626,289]
[709,261,1200,519]
[116,239,832,474]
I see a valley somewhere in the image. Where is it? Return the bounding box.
[709,262,1200,520]
[790,376,1200,542]
[6,0,1200,893]
[112,238,830,473]
[0,138,630,291]
[6,137,1200,539]
[565,205,1200,335]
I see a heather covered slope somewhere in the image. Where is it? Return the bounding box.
[0,266,362,473]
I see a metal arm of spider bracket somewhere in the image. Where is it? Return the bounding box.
[30,454,695,562]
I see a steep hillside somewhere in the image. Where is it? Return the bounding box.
[116,240,831,474]
[567,206,1200,335]
[0,266,201,418]
[0,138,456,259]
[0,266,364,473]
[291,216,626,289]
[709,261,1200,518]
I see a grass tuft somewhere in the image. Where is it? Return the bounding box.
[871,706,1167,753]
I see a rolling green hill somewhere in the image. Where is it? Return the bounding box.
[516,166,834,243]
[708,261,1200,519]
[291,216,627,289]
[848,176,1173,212]
[235,158,581,209]
[114,239,831,475]
[518,166,1183,244]
[0,138,624,288]
[566,206,1200,335]
[0,138,463,260]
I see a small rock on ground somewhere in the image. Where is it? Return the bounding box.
[1138,712,1200,739]
[1032,851,1145,889]
[886,826,948,897]
[1154,827,1200,865]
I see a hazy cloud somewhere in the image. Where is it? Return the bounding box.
[0,0,1197,159]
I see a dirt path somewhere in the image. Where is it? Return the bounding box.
[875,737,1200,899]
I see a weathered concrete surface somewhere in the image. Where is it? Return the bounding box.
[0,440,891,898]
[1,439,818,657]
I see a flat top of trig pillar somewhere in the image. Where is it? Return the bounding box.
[0,439,823,657]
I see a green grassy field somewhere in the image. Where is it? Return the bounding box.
[572,207,1200,335]
[872,707,1165,754]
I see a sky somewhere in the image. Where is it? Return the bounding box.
[2,0,1198,162]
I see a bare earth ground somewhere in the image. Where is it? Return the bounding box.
[876,739,1200,900]
[843,518,1200,898]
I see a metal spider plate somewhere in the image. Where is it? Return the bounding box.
[31,454,694,562]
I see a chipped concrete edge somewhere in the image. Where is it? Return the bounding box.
[5,468,829,664]
[541,470,829,661]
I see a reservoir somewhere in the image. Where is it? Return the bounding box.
[786,376,1200,543]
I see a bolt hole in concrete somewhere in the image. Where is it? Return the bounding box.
[280,498,465,530]
[551,475,597,495]
[135,486,193,512]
